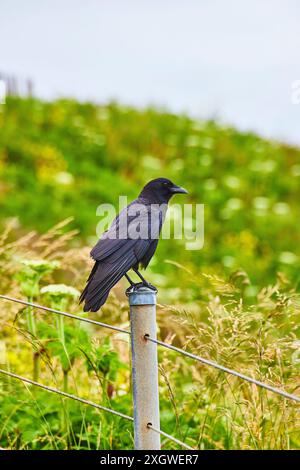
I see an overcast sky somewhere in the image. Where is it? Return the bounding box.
[1,0,300,145]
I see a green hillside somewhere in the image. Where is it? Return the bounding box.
[0,97,300,450]
[1,97,300,292]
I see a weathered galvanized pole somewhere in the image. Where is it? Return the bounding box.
[127,285,160,450]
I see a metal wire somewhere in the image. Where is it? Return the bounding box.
[0,294,129,335]
[0,369,193,449]
[146,336,300,404]
[147,424,194,450]
[2,295,299,403]
[0,368,133,421]
[2,292,299,450]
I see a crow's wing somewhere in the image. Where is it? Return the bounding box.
[81,202,164,311]
[139,238,159,269]
[139,204,165,268]
[81,239,149,311]
[90,201,162,262]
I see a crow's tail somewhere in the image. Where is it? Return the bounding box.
[79,260,127,312]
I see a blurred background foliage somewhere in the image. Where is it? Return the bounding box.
[0,97,299,449]
[1,96,300,294]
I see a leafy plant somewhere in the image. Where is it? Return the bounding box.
[0,96,299,449]
[15,259,59,381]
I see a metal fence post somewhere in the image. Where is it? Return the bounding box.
[127,285,160,450]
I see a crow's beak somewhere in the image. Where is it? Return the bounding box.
[170,184,188,194]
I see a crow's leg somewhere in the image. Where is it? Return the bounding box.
[133,268,157,292]
[125,272,144,290]
[125,272,145,295]
[134,269,147,284]
[125,272,135,286]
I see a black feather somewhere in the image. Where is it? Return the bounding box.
[80,178,187,311]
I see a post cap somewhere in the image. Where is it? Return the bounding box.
[126,285,157,306]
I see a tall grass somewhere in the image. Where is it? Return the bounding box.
[0,222,299,449]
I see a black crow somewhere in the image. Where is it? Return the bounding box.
[80,178,188,311]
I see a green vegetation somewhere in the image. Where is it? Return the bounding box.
[0,97,299,449]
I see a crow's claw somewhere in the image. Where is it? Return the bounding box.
[143,282,158,292]
[125,282,158,295]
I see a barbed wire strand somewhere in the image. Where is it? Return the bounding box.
[0,294,129,335]
[146,336,300,404]
[147,424,194,450]
[0,368,133,421]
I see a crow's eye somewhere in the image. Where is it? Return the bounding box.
[162,182,169,186]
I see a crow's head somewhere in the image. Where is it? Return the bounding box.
[139,178,188,203]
